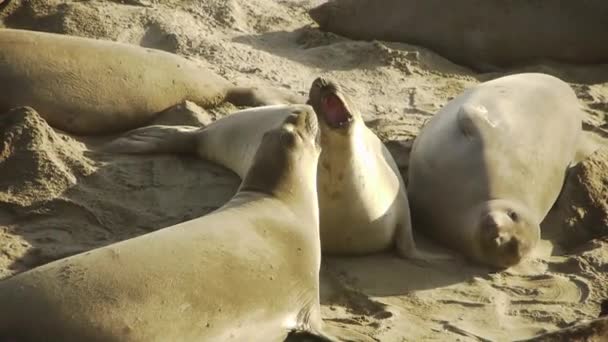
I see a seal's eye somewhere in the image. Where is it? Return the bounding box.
[508,210,518,221]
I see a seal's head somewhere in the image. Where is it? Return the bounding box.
[241,105,321,202]
[307,77,359,135]
[308,2,330,28]
[308,1,341,31]
[472,200,540,269]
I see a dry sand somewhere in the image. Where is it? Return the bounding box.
[1,0,608,341]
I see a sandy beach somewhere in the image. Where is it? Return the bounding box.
[1,1,607,341]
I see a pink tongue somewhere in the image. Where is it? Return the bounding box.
[322,95,348,126]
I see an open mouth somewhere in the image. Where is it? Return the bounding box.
[321,93,353,128]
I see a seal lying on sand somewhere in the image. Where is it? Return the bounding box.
[309,0,608,71]
[0,28,301,135]
[105,77,428,260]
[407,73,586,269]
[0,107,336,342]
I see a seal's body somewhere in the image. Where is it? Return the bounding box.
[408,73,583,268]
[106,78,424,259]
[0,28,300,135]
[306,78,417,257]
[0,107,332,342]
[309,0,608,70]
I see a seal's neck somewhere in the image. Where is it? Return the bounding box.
[319,122,371,176]
[239,151,320,225]
[319,120,361,154]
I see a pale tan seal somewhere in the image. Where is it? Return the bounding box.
[407,73,586,269]
[0,28,301,135]
[0,107,339,342]
[309,0,608,71]
[105,77,431,260]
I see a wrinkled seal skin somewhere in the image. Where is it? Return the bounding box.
[104,77,426,259]
[309,0,608,71]
[408,73,584,269]
[0,107,335,342]
[0,28,301,135]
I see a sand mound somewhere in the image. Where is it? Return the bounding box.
[0,106,95,209]
[0,106,238,277]
[543,147,608,249]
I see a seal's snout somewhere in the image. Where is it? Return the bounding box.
[286,107,319,143]
[311,77,340,94]
[481,211,512,232]
[320,93,353,129]
[312,77,330,90]
[308,77,327,107]
[477,207,537,268]
[308,77,353,130]
[480,211,516,245]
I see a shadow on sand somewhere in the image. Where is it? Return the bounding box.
[233,26,608,85]
[0,107,490,298]
[0,107,240,277]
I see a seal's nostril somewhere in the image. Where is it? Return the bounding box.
[312,77,324,88]
[313,77,330,89]
[483,214,499,229]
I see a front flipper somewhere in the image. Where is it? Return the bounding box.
[396,242,456,267]
[102,125,200,155]
[226,86,305,107]
[285,330,335,342]
[394,219,456,265]
[285,325,377,342]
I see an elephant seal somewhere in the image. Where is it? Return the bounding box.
[0,28,301,135]
[0,107,335,342]
[407,73,584,269]
[309,0,608,71]
[105,77,427,259]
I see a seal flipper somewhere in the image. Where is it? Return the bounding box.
[286,304,376,342]
[284,330,335,342]
[226,86,305,107]
[286,325,378,342]
[457,103,496,139]
[102,125,200,155]
[394,214,454,264]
